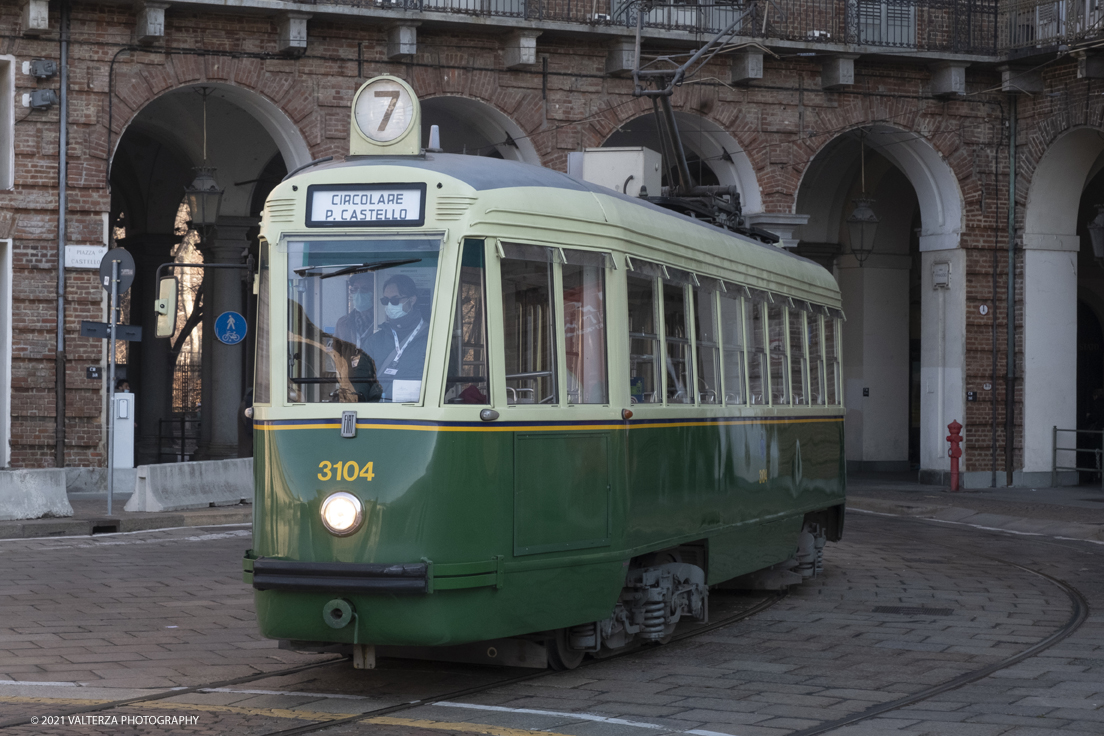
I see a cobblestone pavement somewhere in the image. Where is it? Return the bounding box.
[0,510,1100,735]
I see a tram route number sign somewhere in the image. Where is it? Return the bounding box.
[305,183,426,228]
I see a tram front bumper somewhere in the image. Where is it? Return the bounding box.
[248,557,428,595]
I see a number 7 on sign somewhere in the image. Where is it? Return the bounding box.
[374,91,401,132]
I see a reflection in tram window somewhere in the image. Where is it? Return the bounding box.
[562,250,608,404]
[627,270,660,404]
[694,285,720,405]
[808,312,825,406]
[825,317,841,405]
[501,243,557,405]
[664,279,692,404]
[445,239,489,404]
[768,303,788,405]
[719,289,747,406]
[286,238,440,404]
[747,299,768,405]
[789,308,808,405]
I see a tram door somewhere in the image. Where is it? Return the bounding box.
[498,242,613,555]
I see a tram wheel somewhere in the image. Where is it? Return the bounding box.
[546,629,585,670]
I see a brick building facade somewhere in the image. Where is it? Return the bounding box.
[1,0,1100,486]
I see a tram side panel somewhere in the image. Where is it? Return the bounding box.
[624,416,845,584]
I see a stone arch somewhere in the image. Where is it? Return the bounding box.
[1024,127,1104,249]
[794,122,965,482]
[598,110,763,216]
[111,79,313,183]
[1020,125,1104,480]
[421,95,541,165]
[796,123,963,253]
[109,76,311,467]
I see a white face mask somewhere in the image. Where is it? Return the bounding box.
[385,301,409,320]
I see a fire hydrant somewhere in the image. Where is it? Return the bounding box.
[947,420,963,492]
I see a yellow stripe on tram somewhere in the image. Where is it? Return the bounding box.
[256,416,844,432]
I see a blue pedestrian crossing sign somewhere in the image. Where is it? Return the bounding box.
[214,311,247,345]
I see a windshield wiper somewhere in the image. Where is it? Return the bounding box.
[294,258,421,278]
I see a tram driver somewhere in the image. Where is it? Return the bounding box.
[334,273,375,350]
[363,274,429,402]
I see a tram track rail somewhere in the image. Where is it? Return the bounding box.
[0,591,783,734]
[258,538,1091,736]
[0,522,1090,736]
[259,590,786,736]
[0,656,349,730]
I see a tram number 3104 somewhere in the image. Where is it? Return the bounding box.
[318,461,376,482]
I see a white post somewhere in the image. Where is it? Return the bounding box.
[107,260,118,515]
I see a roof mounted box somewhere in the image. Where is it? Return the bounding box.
[568,147,661,199]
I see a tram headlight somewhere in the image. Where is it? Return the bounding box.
[320,492,363,536]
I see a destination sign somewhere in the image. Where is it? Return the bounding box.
[306,184,426,228]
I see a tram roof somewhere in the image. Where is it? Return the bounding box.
[290,154,839,304]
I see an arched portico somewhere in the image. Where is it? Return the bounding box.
[421,95,541,165]
[796,124,965,480]
[1022,127,1104,484]
[111,83,309,464]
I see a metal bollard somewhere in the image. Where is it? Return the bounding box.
[947,420,963,492]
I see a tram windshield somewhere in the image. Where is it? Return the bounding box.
[287,238,440,404]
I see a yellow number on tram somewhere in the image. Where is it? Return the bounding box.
[317,460,375,482]
[758,469,768,484]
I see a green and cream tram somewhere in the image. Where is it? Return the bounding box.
[238,76,845,669]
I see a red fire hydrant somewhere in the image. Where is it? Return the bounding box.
[947,420,963,492]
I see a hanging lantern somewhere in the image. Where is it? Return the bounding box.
[1087,204,1104,265]
[847,195,879,267]
[183,167,223,229]
[182,88,222,235]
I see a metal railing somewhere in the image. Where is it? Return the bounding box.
[320,0,1002,55]
[1000,0,1104,51]
[1052,425,1104,489]
[158,416,201,463]
[172,360,202,414]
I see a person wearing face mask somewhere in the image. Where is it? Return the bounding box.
[331,273,384,402]
[335,273,376,350]
[362,274,428,402]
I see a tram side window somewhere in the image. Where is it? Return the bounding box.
[501,243,557,405]
[563,250,608,404]
[445,239,489,404]
[694,285,720,404]
[664,279,693,404]
[808,312,825,406]
[768,303,788,405]
[254,239,270,404]
[718,289,747,406]
[627,270,660,403]
[825,316,841,405]
[788,308,808,405]
[747,300,768,405]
